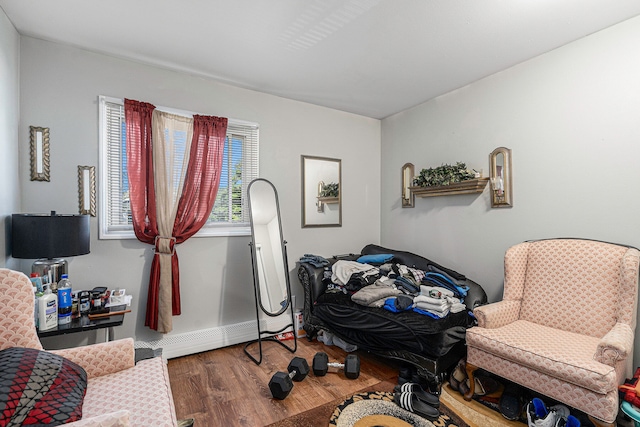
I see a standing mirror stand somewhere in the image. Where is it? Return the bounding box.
[243,241,297,365]
[243,178,298,365]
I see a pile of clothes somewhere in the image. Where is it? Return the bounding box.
[315,253,469,319]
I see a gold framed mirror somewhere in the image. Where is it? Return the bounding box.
[30,126,50,182]
[301,155,342,227]
[78,165,96,216]
[401,163,415,208]
[489,147,513,208]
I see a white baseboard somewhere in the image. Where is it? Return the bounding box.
[135,317,292,360]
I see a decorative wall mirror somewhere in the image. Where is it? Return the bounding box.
[401,163,415,208]
[30,126,50,182]
[301,155,342,227]
[489,147,513,208]
[244,178,297,365]
[78,166,96,216]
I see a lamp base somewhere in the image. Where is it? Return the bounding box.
[32,258,67,289]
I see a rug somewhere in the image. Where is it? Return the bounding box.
[328,391,460,427]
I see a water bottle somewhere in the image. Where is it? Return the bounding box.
[57,274,72,325]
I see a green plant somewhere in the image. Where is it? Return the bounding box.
[319,182,339,197]
[414,162,475,187]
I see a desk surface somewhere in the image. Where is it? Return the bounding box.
[37,305,126,338]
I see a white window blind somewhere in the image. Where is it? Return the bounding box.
[98,96,259,239]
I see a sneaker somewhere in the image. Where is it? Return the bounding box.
[549,404,570,420]
[527,398,561,427]
[555,415,580,427]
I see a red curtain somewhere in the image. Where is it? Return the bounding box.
[125,99,228,332]
[124,99,157,243]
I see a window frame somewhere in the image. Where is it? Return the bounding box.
[98,95,259,240]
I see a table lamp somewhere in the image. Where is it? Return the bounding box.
[11,211,90,285]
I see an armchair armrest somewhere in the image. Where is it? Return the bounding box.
[66,410,130,427]
[473,300,521,329]
[594,322,634,367]
[52,338,135,379]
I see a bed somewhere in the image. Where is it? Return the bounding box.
[297,244,487,388]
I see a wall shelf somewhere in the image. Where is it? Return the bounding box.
[317,196,339,204]
[409,178,489,198]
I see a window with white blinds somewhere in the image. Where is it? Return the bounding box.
[98,96,259,239]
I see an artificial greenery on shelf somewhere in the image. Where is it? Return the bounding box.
[319,182,339,198]
[413,162,476,187]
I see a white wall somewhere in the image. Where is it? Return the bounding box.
[381,16,640,365]
[0,9,20,269]
[18,37,380,347]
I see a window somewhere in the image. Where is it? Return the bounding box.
[98,96,259,239]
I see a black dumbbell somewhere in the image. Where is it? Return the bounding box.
[268,357,310,400]
[312,352,360,379]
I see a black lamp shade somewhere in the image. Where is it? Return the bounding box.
[12,213,90,259]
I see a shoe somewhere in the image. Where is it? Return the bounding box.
[394,391,440,421]
[549,404,570,420]
[394,382,440,407]
[459,375,500,397]
[449,358,467,392]
[499,382,524,421]
[555,415,580,427]
[527,398,561,427]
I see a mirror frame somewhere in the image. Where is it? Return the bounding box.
[78,165,96,216]
[248,178,290,317]
[489,147,513,208]
[30,126,50,182]
[245,178,297,365]
[401,163,415,208]
[301,155,342,228]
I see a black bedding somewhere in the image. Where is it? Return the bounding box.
[313,291,468,357]
[298,244,488,381]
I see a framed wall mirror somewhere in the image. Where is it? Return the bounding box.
[401,163,415,208]
[78,165,96,216]
[30,126,50,182]
[301,155,342,228]
[489,147,513,208]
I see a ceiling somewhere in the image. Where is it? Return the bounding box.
[2,1,640,119]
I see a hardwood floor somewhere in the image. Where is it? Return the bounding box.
[167,337,400,426]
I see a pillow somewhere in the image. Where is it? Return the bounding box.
[357,254,394,264]
[0,347,88,426]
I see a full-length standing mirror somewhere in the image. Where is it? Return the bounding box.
[301,155,342,227]
[244,178,297,365]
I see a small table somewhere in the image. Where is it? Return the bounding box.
[37,305,127,342]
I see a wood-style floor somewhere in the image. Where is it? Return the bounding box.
[167,336,400,426]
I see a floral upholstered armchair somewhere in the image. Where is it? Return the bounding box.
[0,268,179,426]
[464,239,640,427]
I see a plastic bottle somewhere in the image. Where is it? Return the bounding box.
[29,273,44,293]
[38,287,58,331]
[57,274,72,325]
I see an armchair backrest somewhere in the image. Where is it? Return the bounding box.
[0,268,43,351]
[504,239,640,338]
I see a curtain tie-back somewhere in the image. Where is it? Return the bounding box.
[154,236,176,256]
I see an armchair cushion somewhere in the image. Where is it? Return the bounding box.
[80,357,178,427]
[466,319,616,394]
[66,410,129,427]
[0,347,87,425]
